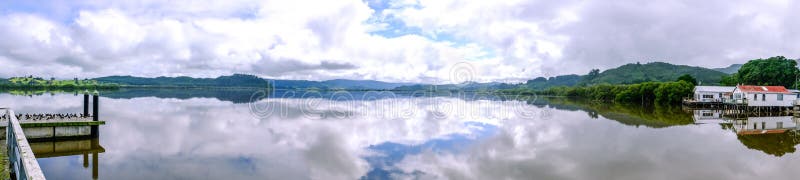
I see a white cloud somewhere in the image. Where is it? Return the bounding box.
[0,0,799,82]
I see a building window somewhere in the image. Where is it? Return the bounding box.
[762,94,766,101]
[762,122,766,130]
[778,94,784,101]
[702,95,714,98]
[778,122,783,129]
[702,112,713,116]
[735,93,742,99]
[754,94,758,100]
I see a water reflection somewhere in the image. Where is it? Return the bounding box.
[32,138,103,179]
[689,109,800,157]
[1,92,799,179]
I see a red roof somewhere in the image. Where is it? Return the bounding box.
[736,85,790,93]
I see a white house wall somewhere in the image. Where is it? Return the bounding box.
[694,91,726,102]
[733,89,797,107]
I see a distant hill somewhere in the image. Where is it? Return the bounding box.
[270,79,415,90]
[586,62,727,85]
[272,79,415,90]
[392,82,517,91]
[94,74,415,90]
[524,74,582,90]
[94,74,269,88]
[516,62,728,89]
[323,79,416,89]
[713,64,743,74]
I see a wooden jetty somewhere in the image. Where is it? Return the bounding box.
[684,98,795,115]
[1,91,106,180]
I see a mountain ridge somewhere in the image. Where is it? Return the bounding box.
[713,64,743,74]
[85,62,737,90]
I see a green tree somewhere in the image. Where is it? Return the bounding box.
[719,75,737,86]
[580,69,601,85]
[654,81,693,104]
[734,56,800,88]
[587,69,600,79]
[676,74,698,85]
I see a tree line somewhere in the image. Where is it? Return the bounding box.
[501,77,694,105]
[0,76,119,90]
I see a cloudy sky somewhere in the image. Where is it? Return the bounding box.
[1,0,799,83]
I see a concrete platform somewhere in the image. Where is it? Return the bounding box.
[0,120,104,140]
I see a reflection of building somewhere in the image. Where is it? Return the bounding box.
[733,117,800,157]
[732,116,798,135]
[692,110,726,124]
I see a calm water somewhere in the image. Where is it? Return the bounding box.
[1,89,799,180]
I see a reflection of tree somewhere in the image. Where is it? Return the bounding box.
[737,131,800,157]
[528,97,693,128]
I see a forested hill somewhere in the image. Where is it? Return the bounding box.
[585,62,727,85]
[94,74,415,89]
[94,74,269,88]
[271,79,414,90]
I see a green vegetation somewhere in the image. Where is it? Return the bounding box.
[501,77,694,105]
[676,74,697,85]
[720,56,799,89]
[0,76,119,91]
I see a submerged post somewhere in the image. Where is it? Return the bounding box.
[92,138,99,179]
[83,153,89,168]
[83,90,89,117]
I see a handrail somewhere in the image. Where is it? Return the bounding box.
[3,109,46,180]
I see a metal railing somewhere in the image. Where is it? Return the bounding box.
[2,109,46,180]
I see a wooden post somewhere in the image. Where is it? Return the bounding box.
[92,91,99,121]
[84,91,89,117]
[92,91,99,138]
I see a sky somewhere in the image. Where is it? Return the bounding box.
[1,0,799,83]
